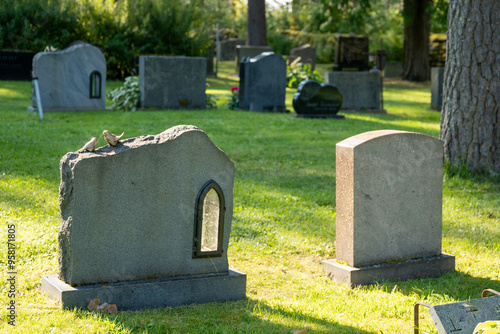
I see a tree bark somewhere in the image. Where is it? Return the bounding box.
[440,0,500,173]
[247,0,267,46]
[402,0,431,81]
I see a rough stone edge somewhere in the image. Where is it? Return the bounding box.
[322,253,455,287]
[57,125,231,284]
[41,268,246,310]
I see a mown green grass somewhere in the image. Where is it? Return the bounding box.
[0,61,499,333]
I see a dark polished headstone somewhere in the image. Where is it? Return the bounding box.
[238,52,286,112]
[0,50,35,81]
[333,36,370,72]
[293,80,344,118]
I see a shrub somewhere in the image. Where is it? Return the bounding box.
[286,57,322,88]
[107,76,140,111]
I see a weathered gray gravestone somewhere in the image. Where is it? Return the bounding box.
[238,52,286,112]
[292,80,344,118]
[290,44,316,70]
[323,130,455,286]
[325,71,383,112]
[29,42,106,111]
[431,67,444,111]
[41,125,246,310]
[139,56,206,109]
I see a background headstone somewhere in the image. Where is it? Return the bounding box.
[290,44,316,70]
[333,36,370,72]
[431,67,444,111]
[139,56,206,109]
[218,38,246,61]
[323,130,455,286]
[42,125,246,309]
[0,50,34,81]
[293,80,344,118]
[235,45,272,73]
[238,52,286,112]
[325,71,382,111]
[30,42,106,111]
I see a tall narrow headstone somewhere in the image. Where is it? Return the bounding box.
[323,130,455,286]
[238,52,286,112]
[41,125,246,309]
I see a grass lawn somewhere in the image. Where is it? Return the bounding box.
[0,61,499,333]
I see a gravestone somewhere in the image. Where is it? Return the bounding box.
[384,61,403,78]
[323,130,455,286]
[218,38,246,61]
[29,42,106,111]
[290,44,316,70]
[333,36,370,72]
[235,45,272,73]
[431,67,444,111]
[239,52,286,112]
[325,71,383,111]
[293,80,344,118]
[41,125,246,310]
[139,56,206,109]
[422,294,500,333]
[0,50,34,81]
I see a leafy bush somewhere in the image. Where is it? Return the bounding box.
[205,83,218,109]
[286,57,322,88]
[107,76,140,111]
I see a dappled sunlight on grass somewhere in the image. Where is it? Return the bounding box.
[1,62,499,333]
[0,87,24,98]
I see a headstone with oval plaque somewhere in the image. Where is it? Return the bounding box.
[293,80,344,118]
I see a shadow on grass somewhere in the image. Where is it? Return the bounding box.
[91,298,377,333]
[371,271,500,303]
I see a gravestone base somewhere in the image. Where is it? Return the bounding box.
[295,114,345,119]
[322,253,455,287]
[27,106,111,113]
[41,268,246,310]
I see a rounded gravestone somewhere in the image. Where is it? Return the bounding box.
[292,80,344,118]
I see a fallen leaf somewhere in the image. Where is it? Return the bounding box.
[87,298,100,311]
[104,304,118,314]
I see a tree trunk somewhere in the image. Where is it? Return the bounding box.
[402,0,431,81]
[440,0,500,173]
[247,0,267,46]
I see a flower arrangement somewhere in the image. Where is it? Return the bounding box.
[228,87,239,110]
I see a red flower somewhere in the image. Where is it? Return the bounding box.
[231,87,239,92]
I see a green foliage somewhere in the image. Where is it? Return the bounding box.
[286,57,322,88]
[205,83,219,109]
[107,76,140,111]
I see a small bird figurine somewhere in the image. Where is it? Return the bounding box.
[77,137,98,153]
[103,130,124,146]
